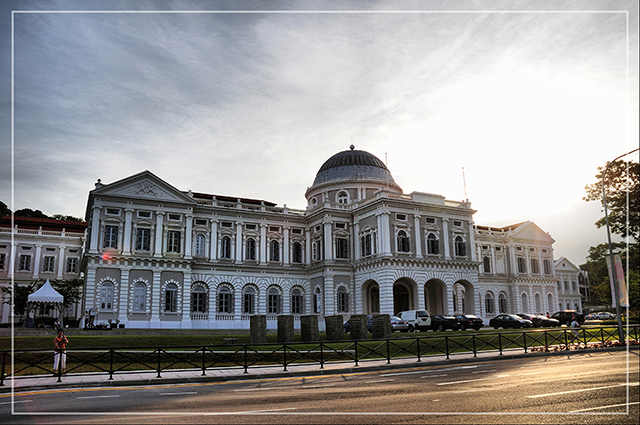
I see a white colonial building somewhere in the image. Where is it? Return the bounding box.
[0,216,86,324]
[80,146,576,329]
[553,257,585,312]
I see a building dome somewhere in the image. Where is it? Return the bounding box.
[312,145,396,186]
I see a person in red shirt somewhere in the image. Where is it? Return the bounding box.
[53,329,69,374]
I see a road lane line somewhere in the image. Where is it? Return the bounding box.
[0,400,33,405]
[437,374,510,385]
[472,369,497,374]
[233,388,272,392]
[367,379,394,383]
[517,370,559,376]
[570,401,639,413]
[420,374,447,378]
[301,384,336,389]
[159,392,198,396]
[526,382,639,398]
[77,395,121,399]
[203,407,298,415]
[381,366,478,377]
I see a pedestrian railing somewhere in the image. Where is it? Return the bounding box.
[1,325,638,386]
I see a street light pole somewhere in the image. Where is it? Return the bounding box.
[601,148,638,344]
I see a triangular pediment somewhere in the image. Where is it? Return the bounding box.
[90,171,196,204]
[510,221,555,244]
[554,256,580,272]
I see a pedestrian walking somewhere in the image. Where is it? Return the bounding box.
[53,329,69,375]
[569,316,580,343]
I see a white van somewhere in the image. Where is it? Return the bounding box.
[397,310,432,332]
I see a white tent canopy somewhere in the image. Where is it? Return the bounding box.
[28,279,63,304]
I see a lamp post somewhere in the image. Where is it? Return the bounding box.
[601,148,638,343]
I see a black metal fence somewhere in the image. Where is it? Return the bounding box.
[2,325,638,386]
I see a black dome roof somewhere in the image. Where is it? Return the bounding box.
[312,147,396,186]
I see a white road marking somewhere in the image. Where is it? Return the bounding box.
[420,374,447,378]
[77,395,121,399]
[517,370,558,376]
[526,382,639,398]
[381,365,477,377]
[437,374,510,385]
[0,400,33,405]
[432,399,441,402]
[159,392,198,396]
[301,384,336,389]
[472,369,497,374]
[367,379,394,383]
[570,401,640,413]
[233,388,272,392]
[203,408,298,415]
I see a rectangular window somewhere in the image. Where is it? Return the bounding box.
[291,294,302,314]
[453,221,462,227]
[335,223,346,229]
[269,226,280,232]
[18,255,31,271]
[517,257,526,273]
[0,253,5,270]
[218,292,232,313]
[543,259,551,274]
[337,292,349,313]
[396,214,407,221]
[336,238,349,259]
[165,289,177,312]
[43,256,55,273]
[106,208,120,216]
[136,228,151,251]
[168,214,182,221]
[221,222,233,228]
[195,218,208,226]
[291,228,302,234]
[137,211,151,218]
[246,224,257,230]
[66,257,78,274]
[167,230,181,253]
[268,294,280,314]
[243,292,254,314]
[426,217,436,224]
[531,258,540,274]
[103,225,118,248]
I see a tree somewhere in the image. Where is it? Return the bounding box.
[51,214,85,222]
[0,200,10,216]
[13,208,49,219]
[1,282,36,322]
[50,278,84,316]
[584,160,639,242]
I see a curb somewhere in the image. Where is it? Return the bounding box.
[1,345,636,394]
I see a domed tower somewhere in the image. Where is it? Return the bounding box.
[305,145,403,209]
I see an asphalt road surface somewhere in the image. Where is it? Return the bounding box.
[1,350,638,424]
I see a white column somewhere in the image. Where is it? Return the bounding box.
[305,228,312,264]
[209,219,218,262]
[323,221,333,261]
[442,218,451,260]
[89,206,101,253]
[118,269,129,324]
[7,240,16,278]
[154,212,164,258]
[468,223,477,261]
[323,273,334,315]
[235,221,243,264]
[122,209,133,255]
[181,273,192,328]
[525,248,531,275]
[508,244,517,275]
[259,224,267,265]
[476,245,483,274]
[283,226,290,266]
[150,270,162,328]
[185,215,193,259]
[33,243,42,279]
[414,215,422,257]
[353,221,361,260]
[490,245,496,275]
[56,245,66,279]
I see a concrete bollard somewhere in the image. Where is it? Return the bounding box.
[277,315,295,343]
[324,315,344,341]
[371,314,391,339]
[250,315,267,344]
[300,315,319,342]
[349,314,369,340]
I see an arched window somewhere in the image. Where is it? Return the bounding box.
[522,293,529,313]
[194,234,206,257]
[454,236,466,257]
[337,191,348,204]
[100,282,114,310]
[243,286,256,314]
[292,242,303,263]
[191,285,207,313]
[427,233,439,255]
[291,288,303,314]
[218,286,233,314]
[269,240,280,262]
[221,236,232,259]
[485,293,494,314]
[314,287,322,314]
[312,240,320,261]
[566,302,570,310]
[268,287,281,314]
[337,286,349,313]
[499,293,507,313]
[246,238,256,260]
[535,293,542,313]
[164,283,178,312]
[397,230,410,252]
[133,282,146,312]
[483,256,491,273]
[548,294,554,313]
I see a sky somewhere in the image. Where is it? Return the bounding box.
[1,0,638,266]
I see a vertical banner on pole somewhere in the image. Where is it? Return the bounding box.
[606,254,629,307]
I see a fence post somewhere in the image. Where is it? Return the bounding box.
[0,351,6,386]
[472,334,477,357]
[498,334,503,355]
[445,336,450,360]
[157,348,162,378]
[243,345,248,374]
[416,337,421,362]
[523,332,528,354]
[582,328,587,347]
[544,330,548,351]
[386,339,391,364]
[600,327,605,345]
[354,341,359,367]
[283,344,287,372]
[109,349,114,380]
[320,342,324,369]
[201,346,206,376]
[564,329,569,347]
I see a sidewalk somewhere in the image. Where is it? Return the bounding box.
[2,345,635,394]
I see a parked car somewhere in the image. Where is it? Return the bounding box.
[398,310,432,332]
[343,315,372,333]
[429,315,459,331]
[516,313,542,327]
[454,314,484,330]
[343,315,410,333]
[537,315,560,327]
[595,312,615,320]
[550,310,585,326]
[489,314,532,329]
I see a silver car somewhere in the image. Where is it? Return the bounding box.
[390,316,410,332]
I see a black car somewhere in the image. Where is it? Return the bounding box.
[489,314,533,329]
[343,315,373,333]
[537,315,560,327]
[454,314,484,330]
[550,310,585,327]
[430,315,459,331]
[516,313,542,327]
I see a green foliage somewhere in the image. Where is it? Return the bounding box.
[0,282,36,321]
[581,243,639,308]
[51,214,85,222]
[584,160,639,242]
[13,208,48,219]
[0,200,10,216]
[50,278,84,311]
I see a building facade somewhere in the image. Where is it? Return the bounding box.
[0,216,86,323]
[553,257,585,312]
[80,147,577,329]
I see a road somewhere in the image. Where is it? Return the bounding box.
[1,350,637,424]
